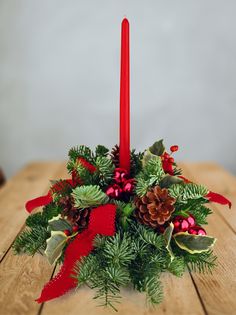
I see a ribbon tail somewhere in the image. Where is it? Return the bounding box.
[25,193,52,213]
[36,230,94,303]
[36,204,116,303]
[206,191,232,208]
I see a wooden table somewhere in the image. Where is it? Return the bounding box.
[0,162,235,315]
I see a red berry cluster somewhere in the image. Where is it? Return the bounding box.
[172,215,206,235]
[161,145,179,175]
[106,168,135,200]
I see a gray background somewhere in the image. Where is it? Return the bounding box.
[0,0,236,178]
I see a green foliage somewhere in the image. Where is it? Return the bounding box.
[95,145,109,157]
[134,223,164,249]
[168,257,185,277]
[169,183,208,202]
[72,185,109,208]
[94,156,115,186]
[42,203,63,220]
[189,205,212,225]
[68,145,94,163]
[13,226,49,255]
[26,212,48,228]
[149,139,165,156]
[135,156,165,197]
[130,149,144,177]
[143,276,163,305]
[184,250,217,274]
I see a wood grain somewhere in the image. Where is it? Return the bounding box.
[0,162,63,260]
[0,162,68,315]
[181,163,236,315]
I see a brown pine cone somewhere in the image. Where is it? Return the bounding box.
[60,195,91,229]
[110,145,120,167]
[135,186,176,228]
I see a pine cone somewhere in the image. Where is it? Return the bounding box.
[60,196,91,229]
[110,145,143,176]
[135,186,176,228]
[110,145,120,167]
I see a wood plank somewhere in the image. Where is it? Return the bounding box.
[0,162,68,315]
[0,162,64,260]
[41,271,205,315]
[181,164,236,315]
[179,162,236,232]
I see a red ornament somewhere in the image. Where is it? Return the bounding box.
[64,229,71,236]
[173,215,196,233]
[114,168,128,183]
[122,179,135,193]
[106,184,122,199]
[72,225,79,233]
[188,226,207,235]
[170,145,179,153]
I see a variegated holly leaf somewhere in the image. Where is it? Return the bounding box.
[149,139,165,156]
[163,223,174,261]
[48,215,72,232]
[174,232,216,254]
[159,175,183,188]
[45,231,68,264]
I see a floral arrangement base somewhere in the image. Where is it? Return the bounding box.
[13,140,231,310]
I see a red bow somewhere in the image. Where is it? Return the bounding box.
[36,203,116,303]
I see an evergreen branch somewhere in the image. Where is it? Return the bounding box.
[189,205,212,225]
[143,276,163,305]
[26,212,48,228]
[185,250,217,274]
[168,257,185,277]
[72,185,109,208]
[169,183,208,202]
[95,156,115,186]
[13,226,49,255]
[134,224,164,249]
[68,145,94,163]
[95,145,109,158]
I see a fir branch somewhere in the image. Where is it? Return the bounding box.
[72,185,109,209]
[68,145,94,163]
[143,276,163,305]
[168,257,185,277]
[95,145,109,158]
[95,156,115,186]
[185,250,217,274]
[101,232,135,266]
[134,224,164,249]
[169,183,208,202]
[130,149,144,177]
[26,212,48,228]
[42,203,63,220]
[135,156,165,197]
[13,226,49,255]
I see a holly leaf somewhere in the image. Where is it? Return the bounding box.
[163,223,174,262]
[174,232,216,254]
[159,175,183,188]
[48,215,72,232]
[45,231,68,264]
[149,139,165,156]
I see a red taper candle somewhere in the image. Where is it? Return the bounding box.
[119,18,130,173]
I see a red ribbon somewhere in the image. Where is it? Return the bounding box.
[36,203,116,303]
[25,158,96,213]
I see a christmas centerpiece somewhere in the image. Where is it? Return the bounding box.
[13,19,231,310]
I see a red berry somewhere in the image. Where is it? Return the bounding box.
[188,225,206,235]
[187,215,195,227]
[168,157,174,164]
[64,229,71,236]
[173,215,190,233]
[106,184,122,199]
[114,168,128,183]
[72,225,79,233]
[170,145,179,153]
